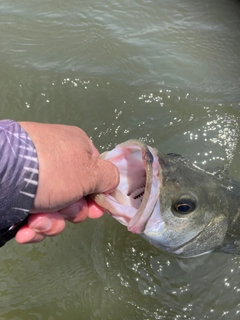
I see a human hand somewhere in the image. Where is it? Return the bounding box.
[15,122,119,244]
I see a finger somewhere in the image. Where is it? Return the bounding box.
[27,212,66,236]
[15,225,46,244]
[91,158,120,194]
[59,199,89,223]
[87,198,104,219]
[91,143,100,158]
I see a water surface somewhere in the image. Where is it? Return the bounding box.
[0,0,240,319]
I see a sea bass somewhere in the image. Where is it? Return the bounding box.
[92,140,240,258]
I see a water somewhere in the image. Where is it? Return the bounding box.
[0,0,240,319]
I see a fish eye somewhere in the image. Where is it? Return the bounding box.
[173,200,196,214]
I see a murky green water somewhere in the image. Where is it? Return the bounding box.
[0,0,240,319]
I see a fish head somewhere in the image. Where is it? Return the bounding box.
[92,140,229,258]
[147,153,229,257]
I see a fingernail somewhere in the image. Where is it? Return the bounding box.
[30,217,52,232]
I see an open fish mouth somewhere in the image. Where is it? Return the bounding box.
[92,140,161,234]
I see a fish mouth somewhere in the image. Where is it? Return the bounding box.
[92,140,161,234]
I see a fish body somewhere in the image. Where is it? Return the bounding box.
[92,140,240,258]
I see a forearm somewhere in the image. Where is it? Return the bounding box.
[0,120,39,228]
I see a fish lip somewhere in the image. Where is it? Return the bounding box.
[127,142,157,233]
[92,140,161,234]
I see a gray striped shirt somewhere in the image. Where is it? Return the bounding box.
[0,120,39,228]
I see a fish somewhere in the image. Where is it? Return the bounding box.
[92,139,240,258]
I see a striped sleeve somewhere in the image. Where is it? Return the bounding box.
[0,120,39,228]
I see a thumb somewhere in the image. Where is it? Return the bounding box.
[91,158,120,194]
